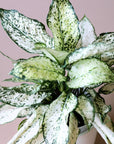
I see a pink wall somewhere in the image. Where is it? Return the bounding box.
[0,0,114,144]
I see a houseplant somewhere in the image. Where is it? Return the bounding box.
[0,0,114,143]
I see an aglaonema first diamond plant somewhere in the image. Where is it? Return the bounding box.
[0,0,114,143]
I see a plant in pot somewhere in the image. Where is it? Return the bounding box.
[0,0,114,144]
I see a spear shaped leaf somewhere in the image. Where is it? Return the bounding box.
[65,32,114,65]
[76,16,97,48]
[93,114,114,144]
[0,105,24,124]
[75,95,95,128]
[68,112,79,144]
[43,92,77,144]
[8,105,48,144]
[0,8,54,53]
[67,58,114,89]
[47,0,80,52]
[10,56,66,82]
[0,83,51,107]
[87,89,111,121]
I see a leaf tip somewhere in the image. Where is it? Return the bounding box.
[0,8,4,18]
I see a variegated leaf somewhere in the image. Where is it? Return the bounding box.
[43,92,77,144]
[68,112,79,144]
[101,51,114,62]
[0,105,24,124]
[67,58,114,89]
[76,16,96,48]
[47,0,80,52]
[99,83,114,95]
[8,105,48,144]
[0,9,54,53]
[75,95,95,128]
[4,77,30,83]
[94,95,111,121]
[8,111,36,144]
[10,56,66,82]
[27,128,45,144]
[34,45,69,64]
[18,119,27,130]
[0,83,51,107]
[65,32,114,65]
[93,114,114,144]
[106,59,114,67]
[86,89,111,121]
[18,107,34,118]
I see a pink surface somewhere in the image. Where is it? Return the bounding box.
[0,0,114,144]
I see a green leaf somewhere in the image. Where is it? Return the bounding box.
[18,107,34,118]
[8,105,48,144]
[10,56,66,82]
[0,105,24,124]
[0,8,54,53]
[28,132,45,144]
[94,95,111,121]
[87,89,111,121]
[75,95,95,128]
[65,32,114,65]
[106,59,114,67]
[18,119,27,130]
[101,51,114,62]
[67,58,114,89]
[93,114,114,144]
[43,92,77,144]
[34,45,69,64]
[4,77,28,83]
[76,16,97,48]
[68,112,79,144]
[47,0,80,52]
[99,83,114,95]
[0,83,51,107]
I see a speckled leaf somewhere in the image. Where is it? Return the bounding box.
[87,89,111,121]
[94,95,111,121]
[10,56,66,82]
[0,83,51,107]
[0,8,54,53]
[8,105,48,144]
[67,58,114,89]
[43,92,77,144]
[4,77,29,83]
[68,112,79,144]
[18,107,34,118]
[93,114,114,144]
[99,83,114,95]
[0,105,24,124]
[8,111,36,144]
[106,59,114,67]
[27,128,45,144]
[34,45,69,64]
[18,119,27,130]
[75,95,95,128]
[65,32,114,65]
[47,0,80,52]
[101,51,114,62]
[76,16,96,48]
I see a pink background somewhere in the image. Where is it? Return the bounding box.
[0,0,114,144]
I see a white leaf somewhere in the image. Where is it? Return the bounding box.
[8,105,48,144]
[0,105,24,124]
[93,114,114,144]
[77,16,97,48]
